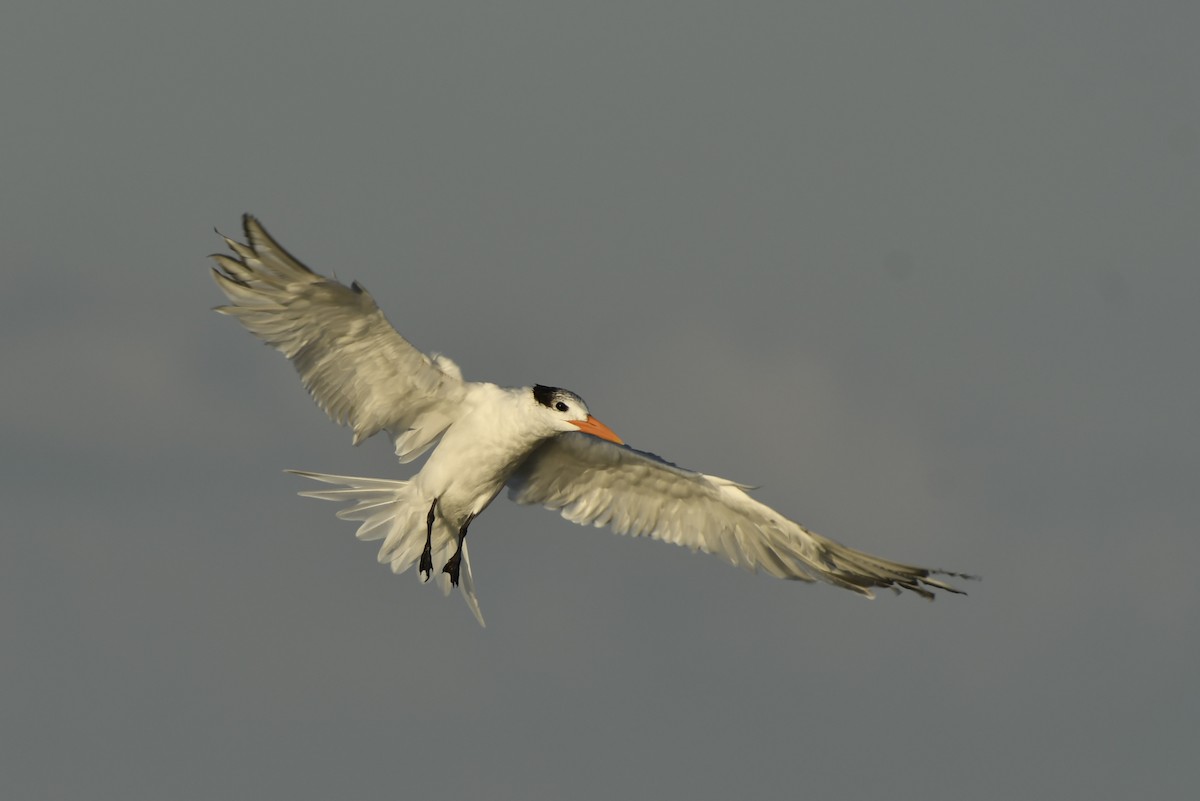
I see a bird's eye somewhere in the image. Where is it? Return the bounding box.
[555,402,569,412]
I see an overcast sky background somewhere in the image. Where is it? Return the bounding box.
[3,2,1198,799]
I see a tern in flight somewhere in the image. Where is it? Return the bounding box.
[212,215,970,625]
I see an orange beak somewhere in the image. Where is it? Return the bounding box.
[571,415,624,445]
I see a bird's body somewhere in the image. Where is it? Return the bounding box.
[212,215,970,625]
[414,383,543,524]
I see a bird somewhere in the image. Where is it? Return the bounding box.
[211,215,971,625]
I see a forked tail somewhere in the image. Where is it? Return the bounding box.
[286,470,485,626]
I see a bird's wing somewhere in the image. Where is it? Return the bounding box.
[507,433,968,598]
[211,215,468,460]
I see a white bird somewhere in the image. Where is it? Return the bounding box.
[212,215,970,625]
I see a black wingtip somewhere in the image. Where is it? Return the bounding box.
[210,264,248,288]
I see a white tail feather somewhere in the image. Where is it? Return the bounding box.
[286,470,486,626]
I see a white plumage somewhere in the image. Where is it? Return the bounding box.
[212,215,970,625]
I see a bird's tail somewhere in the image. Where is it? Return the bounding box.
[286,470,485,626]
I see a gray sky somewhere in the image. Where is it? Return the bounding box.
[3,1,1198,798]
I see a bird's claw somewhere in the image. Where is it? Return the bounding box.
[442,553,461,587]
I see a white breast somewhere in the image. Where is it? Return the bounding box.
[415,384,547,521]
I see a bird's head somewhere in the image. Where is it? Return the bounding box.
[531,384,624,444]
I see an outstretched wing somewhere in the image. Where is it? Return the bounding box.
[211,215,468,461]
[508,433,970,598]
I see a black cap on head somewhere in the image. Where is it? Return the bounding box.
[532,384,561,408]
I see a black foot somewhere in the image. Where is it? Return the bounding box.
[419,544,433,580]
[442,552,462,587]
[440,512,474,588]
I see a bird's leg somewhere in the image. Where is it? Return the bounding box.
[442,513,475,587]
[419,499,438,581]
